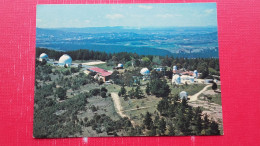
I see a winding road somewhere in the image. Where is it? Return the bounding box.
[189,84,211,101]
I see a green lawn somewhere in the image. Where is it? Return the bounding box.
[120,95,161,125]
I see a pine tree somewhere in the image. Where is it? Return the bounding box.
[212,82,217,91]
[134,86,143,99]
[128,88,135,99]
[143,112,153,130]
[209,120,220,135]
[149,124,157,136]
[154,115,160,127]
[168,124,175,136]
[157,97,169,116]
[159,118,166,135]
[194,107,203,135]
[145,83,151,95]
[118,85,126,97]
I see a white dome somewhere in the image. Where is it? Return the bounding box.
[140,68,150,75]
[179,91,188,100]
[118,63,123,67]
[173,66,177,70]
[59,54,72,66]
[193,70,198,78]
[172,74,181,84]
[39,53,49,61]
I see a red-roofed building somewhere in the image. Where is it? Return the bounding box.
[88,67,112,82]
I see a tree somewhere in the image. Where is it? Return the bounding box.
[150,79,170,97]
[141,57,151,67]
[101,87,108,93]
[168,124,175,136]
[209,121,220,135]
[56,87,66,100]
[101,91,106,98]
[193,107,203,135]
[159,118,166,135]
[197,62,209,79]
[201,114,210,135]
[118,85,126,97]
[149,124,157,136]
[134,86,143,99]
[145,83,151,95]
[157,97,169,116]
[154,114,160,126]
[212,82,217,91]
[143,112,153,130]
[123,72,134,86]
[128,88,135,99]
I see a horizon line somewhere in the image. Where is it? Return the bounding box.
[36,26,218,29]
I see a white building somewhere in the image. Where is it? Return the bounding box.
[59,54,72,67]
[172,74,181,84]
[179,91,188,100]
[118,63,123,68]
[173,66,177,71]
[39,53,49,61]
[140,68,150,76]
[193,70,198,78]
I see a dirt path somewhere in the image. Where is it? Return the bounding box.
[122,106,154,112]
[189,84,211,101]
[111,92,136,127]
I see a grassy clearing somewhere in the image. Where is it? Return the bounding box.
[170,84,207,96]
[120,95,161,125]
[208,94,222,105]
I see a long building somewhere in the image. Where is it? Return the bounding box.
[84,67,112,82]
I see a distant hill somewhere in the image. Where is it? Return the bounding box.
[36,26,219,58]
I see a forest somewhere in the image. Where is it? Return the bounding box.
[34,48,222,137]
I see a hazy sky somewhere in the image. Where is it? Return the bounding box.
[36,3,217,28]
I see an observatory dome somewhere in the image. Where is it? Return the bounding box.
[172,74,181,84]
[173,66,177,71]
[59,54,72,66]
[193,70,198,78]
[140,68,150,75]
[179,91,188,100]
[39,53,49,61]
[118,63,123,68]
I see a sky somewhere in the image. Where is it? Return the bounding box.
[36,3,217,28]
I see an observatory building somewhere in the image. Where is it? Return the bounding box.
[172,74,181,84]
[140,68,150,80]
[118,63,123,68]
[39,53,49,61]
[193,70,198,78]
[179,91,188,100]
[59,54,72,67]
[140,68,150,76]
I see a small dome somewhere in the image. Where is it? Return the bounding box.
[39,53,49,61]
[59,54,72,66]
[140,68,150,75]
[173,66,177,70]
[193,70,198,78]
[179,91,188,100]
[118,63,123,67]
